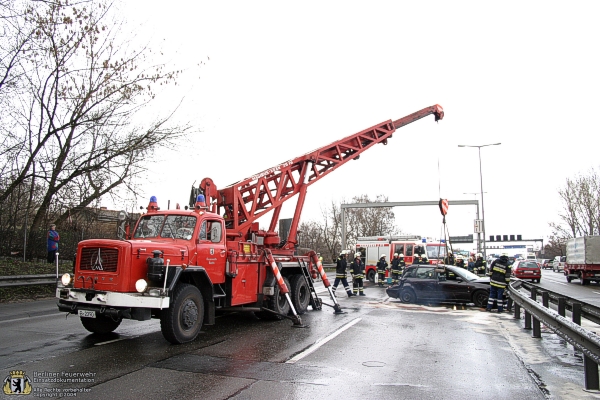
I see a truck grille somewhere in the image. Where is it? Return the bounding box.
[80,248,119,272]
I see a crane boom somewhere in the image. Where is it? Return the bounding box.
[197,104,444,246]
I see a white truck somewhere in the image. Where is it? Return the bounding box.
[564,236,600,285]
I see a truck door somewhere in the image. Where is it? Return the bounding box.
[196,219,227,284]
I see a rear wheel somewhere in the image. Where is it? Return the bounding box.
[80,315,122,334]
[256,277,291,320]
[566,275,572,283]
[160,283,204,344]
[400,288,416,303]
[580,272,587,286]
[288,274,310,315]
[472,290,489,308]
[367,269,376,282]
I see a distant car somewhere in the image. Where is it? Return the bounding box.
[539,259,552,269]
[553,256,566,272]
[386,264,490,308]
[512,260,541,282]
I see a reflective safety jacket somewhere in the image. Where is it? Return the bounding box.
[488,259,511,288]
[336,256,348,277]
[376,258,388,271]
[350,258,365,278]
[474,258,487,272]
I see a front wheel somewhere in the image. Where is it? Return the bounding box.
[472,290,489,308]
[160,283,204,344]
[400,288,416,303]
[80,315,122,334]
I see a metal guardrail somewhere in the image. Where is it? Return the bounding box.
[0,274,57,287]
[508,280,600,391]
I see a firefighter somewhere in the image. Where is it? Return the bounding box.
[332,252,354,297]
[455,255,466,269]
[413,253,423,265]
[391,253,402,285]
[350,253,366,296]
[444,252,455,266]
[376,254,388,287]
[486,254,512,312]
[421,255,429,265]
[474,253,487,276]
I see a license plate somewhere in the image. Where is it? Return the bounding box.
[523,271,533,274]
[78,310,96,318]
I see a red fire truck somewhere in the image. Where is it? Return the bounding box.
[56,105,444,343]
[356,235,448,281]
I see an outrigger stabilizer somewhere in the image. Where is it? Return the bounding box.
[310,254,345,314]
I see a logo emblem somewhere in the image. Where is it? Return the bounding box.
[3,370,32,395]
[92,249,104,270]
[210,248,214,255]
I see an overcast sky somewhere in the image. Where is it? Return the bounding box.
[114,1,600,252]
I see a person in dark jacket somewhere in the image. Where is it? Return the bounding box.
[332,252,355,297]
[486,254,512,312]
[412,253,423,265]
[350,254,366,296]
[376,255,388,287]
[390,253,402,285]
[474,253,487,276]
[443,252,455,266]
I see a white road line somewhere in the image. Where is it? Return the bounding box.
[95,337,134,346]
[286,317,362,364]
[593,291,600,295]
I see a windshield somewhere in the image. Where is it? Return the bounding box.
[426,245,447,259]
[133,215,197,239]
[446,266,479,281]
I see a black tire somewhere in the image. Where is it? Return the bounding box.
[400,288,416,303]
[566,275,572,283]
[472,290,489,308]
[256,277,291,320]
[580,272,587,286]
[160,283,204,344]
[367,269,376,282]
[288,274,310,315]
[80,315,122,334]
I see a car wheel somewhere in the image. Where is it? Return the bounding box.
[472,290,489,308]
[566,275,572,283]
[399,288,416,303]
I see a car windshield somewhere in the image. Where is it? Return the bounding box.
[446,266,479,281]
[133,215,197,239]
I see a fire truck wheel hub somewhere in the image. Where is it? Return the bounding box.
[181,299,199,329]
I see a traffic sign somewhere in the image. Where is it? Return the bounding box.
[474,219,483,233]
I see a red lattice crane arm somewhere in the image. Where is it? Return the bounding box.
[203,104,444,242]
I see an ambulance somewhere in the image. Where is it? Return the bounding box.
[355,235,448,282]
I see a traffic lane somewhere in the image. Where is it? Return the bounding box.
[0,298,161,370]
[536,269,600,308]
[32,297,545,400]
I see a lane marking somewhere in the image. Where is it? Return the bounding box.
[286,317,362,364]
[94,337,135,346]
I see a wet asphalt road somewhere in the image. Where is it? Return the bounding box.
[1,277,599,399]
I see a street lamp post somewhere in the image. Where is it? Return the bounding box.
[458,143,501,261]
[463,192,486,255]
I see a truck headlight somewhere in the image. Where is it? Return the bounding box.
[135,279,148,293]
[61,273,72,286]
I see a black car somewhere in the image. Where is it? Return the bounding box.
[386,264,490,307]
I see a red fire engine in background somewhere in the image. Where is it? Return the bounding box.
[356,235,448,281]
[56,105,444,343]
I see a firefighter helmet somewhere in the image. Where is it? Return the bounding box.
[381,254,386,258]
[476,253,483,258]
[399,253,404,257]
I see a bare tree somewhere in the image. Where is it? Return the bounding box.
[0,0,192,251]
[552,168,600,239]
